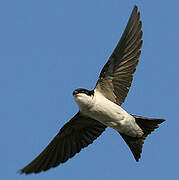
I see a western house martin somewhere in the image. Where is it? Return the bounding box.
[20,6,165,174]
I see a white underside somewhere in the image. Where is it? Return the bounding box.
[74,90,143,137]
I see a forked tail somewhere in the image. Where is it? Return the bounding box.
[120,115,165,162]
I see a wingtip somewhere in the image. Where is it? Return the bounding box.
[131,5,140,21]
[17,169,24,175]
[19,166,45,175]
[161,119,166,123]
[18,167,34,175]
[133,5,138,11]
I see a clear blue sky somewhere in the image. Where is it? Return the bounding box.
[1,0,178,179]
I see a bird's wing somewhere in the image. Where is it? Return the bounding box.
[20,112,106,174]
[95,6,143,106]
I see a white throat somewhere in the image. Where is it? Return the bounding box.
[74,93,94,112]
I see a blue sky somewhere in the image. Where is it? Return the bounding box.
[1,0,179,179]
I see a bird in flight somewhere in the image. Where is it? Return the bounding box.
[20,6,165,174]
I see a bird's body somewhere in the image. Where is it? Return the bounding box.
[74,89,143,137]
[20,6,165,175]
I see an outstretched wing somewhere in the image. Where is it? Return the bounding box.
[20,112,106,174]
[95,6,143,106]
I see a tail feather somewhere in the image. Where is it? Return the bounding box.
[120,133,144,162]
[120,115,165,162]
[134,115,165,138]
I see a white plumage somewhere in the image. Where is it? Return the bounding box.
[74,90,143,137]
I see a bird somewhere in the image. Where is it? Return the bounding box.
[20,5,165,174]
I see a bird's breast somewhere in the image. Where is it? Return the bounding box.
[77,91,142,137]
[87,92,130,125]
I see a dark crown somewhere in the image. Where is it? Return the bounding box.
[73,88,94,96]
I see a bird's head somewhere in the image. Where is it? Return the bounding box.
[73,88,94,110]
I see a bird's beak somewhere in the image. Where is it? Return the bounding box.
[73,90,78,96]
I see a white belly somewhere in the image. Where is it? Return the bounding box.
[75,90,143,137]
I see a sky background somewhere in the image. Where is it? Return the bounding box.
[1,0,179,179]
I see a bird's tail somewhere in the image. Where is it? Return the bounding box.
[119,115,165,162]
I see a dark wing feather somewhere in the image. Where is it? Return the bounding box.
[95,6,143,105]
[20,112,106,174]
